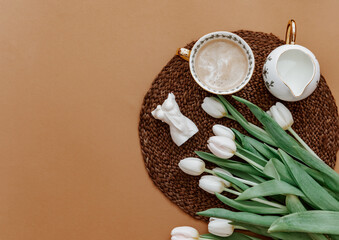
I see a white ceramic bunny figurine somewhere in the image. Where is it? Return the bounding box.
[151,93,198,146]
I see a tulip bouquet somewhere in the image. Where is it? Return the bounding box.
[171,95,339,240]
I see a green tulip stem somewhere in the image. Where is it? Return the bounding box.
[225,114,236,121]
[223,188,286,209]
[204,169,214,175]
[248,122,270,135]
[204,169,257,187]
[233,177,258,186]
[203,169,243,192]
[287,127,320,160]
[223,187,241,196]
[234,225,247,230]
[232,185,243,193]
[224,114,268,136]
[234,152,265,171]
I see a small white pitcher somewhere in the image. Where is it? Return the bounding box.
[263,20,320,102]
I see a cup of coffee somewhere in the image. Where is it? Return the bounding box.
[176,31,255,95]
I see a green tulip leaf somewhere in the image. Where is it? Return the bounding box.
[217,95,277,146]
[236,144,267,167]
[264,158,296,186]
[279,149,339,211]
[197,208,279,228]
[244,136,277,160]
[233,95,339,193]
[195,151,265,177]
[233,222,313,240]
[214,172,249,191]
[329,235,339,240]
[285,195,328,240]
[225,169,265,184]
[285,194,307,213]
[269,211,339,235]
[236,180,305,201]
[263,160,280,181]
[216,193,288,215]
[232,129,264,158]
[200,233,261,240]
[246,174,266,183]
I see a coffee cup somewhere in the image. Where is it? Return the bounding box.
[176,31,255,95]
[263,20,320,102]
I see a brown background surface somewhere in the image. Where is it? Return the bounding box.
[0,0,338,239]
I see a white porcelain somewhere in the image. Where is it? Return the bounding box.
[177,31,255,95]
[263,20,320,102]
[151,93,198,146]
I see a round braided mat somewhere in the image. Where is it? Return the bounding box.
[138,30,339,221]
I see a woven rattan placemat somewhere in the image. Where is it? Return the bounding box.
[138,30,339,221]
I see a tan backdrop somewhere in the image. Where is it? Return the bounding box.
[0,0,337,239]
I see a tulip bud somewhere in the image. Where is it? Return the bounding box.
[212,125,235,140]
[171,226,199,240]
[208,218,234,237]
[178,158,205,176]
[207,136,236,159]
[201,97,227,118]
[212,167,232,187]
[199,175,225,194]
[267,102,294,130]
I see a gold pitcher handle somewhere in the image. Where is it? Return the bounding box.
[176,48,191,61]
[285,19,297,44]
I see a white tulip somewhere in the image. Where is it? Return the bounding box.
[199,175,225,194]
[207,136,236,159]
[212,125,235,140]
[178,158,205,176]
[208,218,234,237]
[212,167,232,187]
[267,102,294,130]
[171,226,199,240]
[267,103,320,159]
[201,97,227,118]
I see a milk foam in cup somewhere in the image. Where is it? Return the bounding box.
[176,31,255,95]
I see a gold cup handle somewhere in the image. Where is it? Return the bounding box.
[176,48,191,61]
[285,19,297,45]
